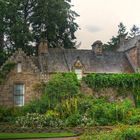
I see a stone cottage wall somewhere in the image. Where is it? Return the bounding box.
[127,47,138,68]
[0,65,40,107]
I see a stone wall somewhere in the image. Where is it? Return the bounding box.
[0,49,41,107]
[0,64,40,107]
[80,82,135,105]
[127,47,138,68]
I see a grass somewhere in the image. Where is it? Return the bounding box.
[0,132,76,139]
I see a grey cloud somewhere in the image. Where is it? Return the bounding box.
[86,25,102,33]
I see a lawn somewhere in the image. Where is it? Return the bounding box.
[0,132,76,139]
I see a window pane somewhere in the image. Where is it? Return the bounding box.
[14,96,24,106]
[75,69,82,80]
[15,84,24,95]
[14,84,24,106]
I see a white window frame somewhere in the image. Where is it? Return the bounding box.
[14,84,25,106]
[75,69,83,80]
[17,63,22,73]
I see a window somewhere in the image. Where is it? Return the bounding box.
[75,69,82,80]
[14,84,24,106]
[17,63,22,73]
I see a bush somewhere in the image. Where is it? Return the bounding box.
[65,113,82,127]
[16,113,46,128]
[24,73,80,114]
[16,113,64,128]
[44,73,79,108]
[0,106,24,122]
[81,125,140,140]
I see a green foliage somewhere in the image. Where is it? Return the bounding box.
[81,125,140,140]
[23,99,49,114]
[78,96,134,126]
[103,22,128,50]
[16,113,64,128]
[83,73,140,90]
[44,73,79,109]
[65,113,82,127]
[55,97,78,118]
[83,73,140,106]
[24,73,79,114]
[0,52,7,67]
[0,106,24,122]
[0,0,79,56]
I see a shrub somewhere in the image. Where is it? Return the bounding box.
[16,113,46,128]
[16,113,64,128]
[44,73,79,109]
[65,113,82,127]
[0,106,24,122]
[81,125,140,140]
[24,73,80,114]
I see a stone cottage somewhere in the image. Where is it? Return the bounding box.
[1,36,140,107]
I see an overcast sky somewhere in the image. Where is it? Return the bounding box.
[71,0,140,49]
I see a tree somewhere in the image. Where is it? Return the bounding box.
[117,22,128,44]
[129,25,140,38]
[0,0,79,57]
[31,0,79,49]
[103,22,128,51]
[0,0,9,66]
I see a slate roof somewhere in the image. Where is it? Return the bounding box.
[45,48,133,73]
[118,35,140,52]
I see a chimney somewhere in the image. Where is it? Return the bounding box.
[92,40,103,55]
[38,39,48,55]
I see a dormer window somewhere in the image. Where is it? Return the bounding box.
[75,69,82,80]
[17,62,22,73]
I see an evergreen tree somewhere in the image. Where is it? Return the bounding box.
[129,25,140,38]
[0,0,79,56]
[30,0,79,49]
[117,22,128,44]
[103,22,128,51]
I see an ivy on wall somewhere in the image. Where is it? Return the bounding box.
[0,62,15,84]
[83,73,140,106]
[83,73,140,90]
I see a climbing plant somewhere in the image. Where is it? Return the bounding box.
[83,73,140,90]
[83,73,140,106]
[0,61,15,84]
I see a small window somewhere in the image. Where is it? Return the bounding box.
[17,63,22,73]
[14,84,24,106]
[75,69,82,80]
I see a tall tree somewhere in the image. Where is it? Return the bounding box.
[0,0,79,57]
[117,22,128,43]
[0,0,9,66]
[31,0,79,49]
[103,22,128,51]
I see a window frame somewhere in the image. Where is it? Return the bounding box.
[75,68,83,80]
[14,83,25,107]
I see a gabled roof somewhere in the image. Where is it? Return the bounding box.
[118,35,140,52]
[46,48,133,73]
[1,48,133,74]
[0,48,40,73]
